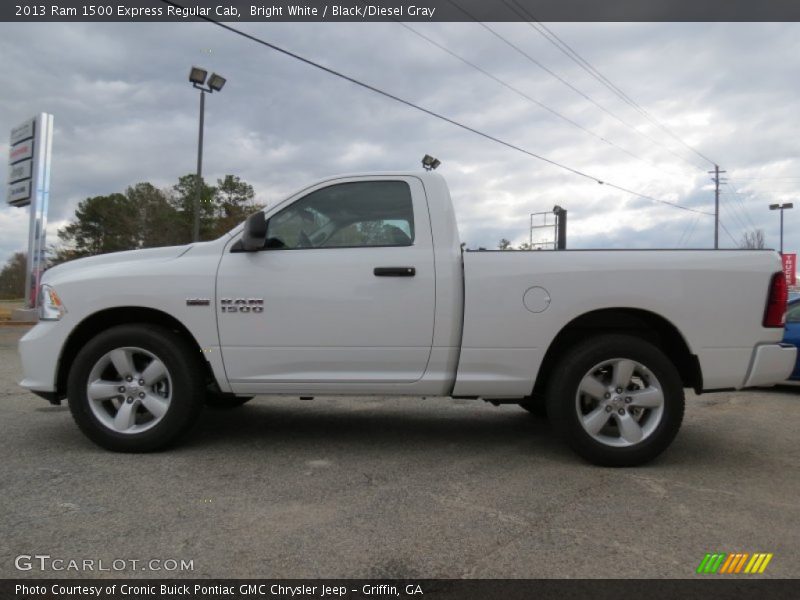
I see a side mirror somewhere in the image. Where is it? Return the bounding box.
[241,212,267,251]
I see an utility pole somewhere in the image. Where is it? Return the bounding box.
[708,164,727,249]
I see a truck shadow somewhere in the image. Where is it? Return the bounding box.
[184,399,572,458]
[179,398,717,468]
[19,397,741,468]
[763,384,800,395]
[177,397,753,470]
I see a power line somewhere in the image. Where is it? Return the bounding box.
[393,20,682,178]
[503,6,732,240]
[721,193,754,234]
[732,189,796,194]
[721,182,758,230]
[676,213,698,247]
[733,177,800,181]
[507,0,717,167]
[718,188,753,231]
[160,0,714,217]
[720,193,749,236]
[718,220,739,246]
[447,0,708,172]
[684,215,702,247]
[724,187,758,229]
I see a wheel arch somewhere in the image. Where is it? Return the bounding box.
[533,307,702,397]
[55,307,212,399]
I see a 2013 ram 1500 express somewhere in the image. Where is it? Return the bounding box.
[18,172,796,465]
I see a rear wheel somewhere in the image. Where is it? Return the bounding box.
[67,324,205,452]
[546,334,684,467]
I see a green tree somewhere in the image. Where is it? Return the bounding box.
[57,193,140,258]
[0,252,26,299]
[127,182,181,248]
[169,174,217,243]
[213,175,260,236]
[53,174,260,263]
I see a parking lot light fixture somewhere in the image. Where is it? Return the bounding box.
[188,67,227,241]
[422,154,441,171]
[207,73,226,92]
[769,202,794,255]
[189,66,207,86]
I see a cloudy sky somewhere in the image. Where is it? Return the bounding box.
[1,20,799,264]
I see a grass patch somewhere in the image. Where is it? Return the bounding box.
[0,299,25,321]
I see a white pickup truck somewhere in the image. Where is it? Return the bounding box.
[18,172,796,465]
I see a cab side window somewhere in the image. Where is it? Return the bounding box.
[265,181,414,249]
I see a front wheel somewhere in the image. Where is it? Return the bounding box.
[546,334,685,467]
[67,324,205,452]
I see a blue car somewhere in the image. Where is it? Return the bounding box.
[783,297,800,380]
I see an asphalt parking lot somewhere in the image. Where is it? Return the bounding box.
[1,326,798,579]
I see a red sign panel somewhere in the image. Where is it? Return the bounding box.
[782,253,796,286]
[8,140,33,164]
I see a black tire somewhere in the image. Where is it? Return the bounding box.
[67,324,205,452]
[546,334,684,467]
[205,394,254,409]
[519,396,548,418]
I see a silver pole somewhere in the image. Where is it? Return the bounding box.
[193,90,205,242]
[24,113,53,309]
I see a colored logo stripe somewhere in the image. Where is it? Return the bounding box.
[697,553,726,573]
[697,552,773,574]
[722,553,748,574]
[745,553,773,573]
[718,553,736,573]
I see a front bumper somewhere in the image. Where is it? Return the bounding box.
[18,321,64,397]
[743,343,797,387]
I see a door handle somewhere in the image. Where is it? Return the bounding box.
[374,267,416,277]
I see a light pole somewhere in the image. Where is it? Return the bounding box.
[769,202,793,255]
[188,66,226,242]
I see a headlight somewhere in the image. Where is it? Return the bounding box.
[39,284,66,321]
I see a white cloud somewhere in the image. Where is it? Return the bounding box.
[1,21,798,265]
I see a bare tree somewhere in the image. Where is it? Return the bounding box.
[498,238,512,250]
[740,229,766,249]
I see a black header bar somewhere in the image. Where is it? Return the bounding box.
[3,0,800,22]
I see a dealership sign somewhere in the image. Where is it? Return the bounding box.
[9,139,34,165]
[9,158,32,183]
[7,118,39,207]
[8,180,32,204]
[782,253,796,286]
[7,113,54,309]
[10,119,34,144]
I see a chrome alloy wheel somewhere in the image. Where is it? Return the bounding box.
[575,358,665,448]
[86,346,173,434]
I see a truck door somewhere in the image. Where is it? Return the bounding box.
[216,177,435,392]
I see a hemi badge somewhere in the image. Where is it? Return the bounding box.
[186,298,211,306]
